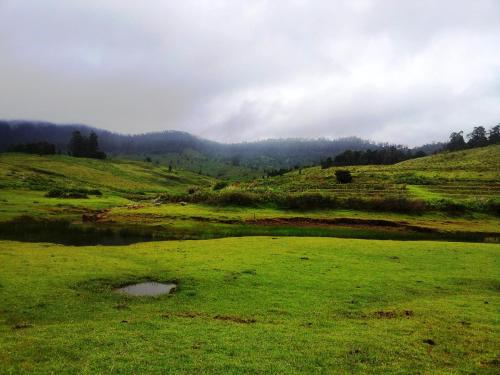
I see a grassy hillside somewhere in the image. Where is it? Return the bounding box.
[0,149,498,244]
[395,144,500,173]
[0,153,214,195]
[0,153,214,224]
[243,145,500,203]
[0,237,498,374]
[120,149,263,181]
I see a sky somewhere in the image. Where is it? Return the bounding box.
[1,0,500,146]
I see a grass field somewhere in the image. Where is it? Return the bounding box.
[0,146,499,373]
[0,237,499,374]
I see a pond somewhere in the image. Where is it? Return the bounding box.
[115,282,177,297]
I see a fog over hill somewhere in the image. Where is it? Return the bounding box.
[0,120,443,168]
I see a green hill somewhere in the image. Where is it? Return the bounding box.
[391,144,500,174]
[0,153,215,222]
[242,145,500,203]
[0,153,214,195]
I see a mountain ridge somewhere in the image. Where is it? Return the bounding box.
[0,120,444,170]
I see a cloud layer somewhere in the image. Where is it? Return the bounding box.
[1,0,500,145]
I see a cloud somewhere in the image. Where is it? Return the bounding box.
[1,0,499,145]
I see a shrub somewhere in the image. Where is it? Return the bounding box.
[280,193,337,210]
[335,170,352,183]
[486,201,500,215]
[45,189,64,198]
[45,189,88,199]
[216,191,260,206]
[430,199,466,214]
[45,187,100,199]
[7,141,56,155]
[342,197,427,213]
[395,173,434,185]
[213,181,228,191]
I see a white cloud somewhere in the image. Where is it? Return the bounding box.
[1,0,499,145]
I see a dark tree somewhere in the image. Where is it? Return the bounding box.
[489,124,500,144]
[7,142,55,155]
[320,157,334,169]
[89,131,106,159]
[447,131,467,151]
[335,170,352,184]
[68,131,85,157]
[266,167,291,177]
[230,156,241,166]
[467,126,488,148]
[68,131,106,159]
[88,131,99,155]
[331,146,423,166]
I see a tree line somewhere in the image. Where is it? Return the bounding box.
[320,146,426,168]
[7,131,106,159]
[447,124,499,151]
[7,141,56,155]
[0,120,385,169]
[68,131,106,159]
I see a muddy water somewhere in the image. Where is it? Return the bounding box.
[116,282,177,297]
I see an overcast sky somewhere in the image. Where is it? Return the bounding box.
[1,0,500,145]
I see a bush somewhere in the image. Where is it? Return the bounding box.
[486,201,500,215]
[395,173,434,185]
[280,193,337,210]
[45,189,64,198]
[45,187,101,199]
[213,181,228,191]
[429,199,466,214]
[216,191,260,206]
[45,189,88,199]
[150,188,497,215]
[335,170,353,183]
[342,197,427,213]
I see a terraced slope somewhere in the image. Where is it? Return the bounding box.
[245,145,500,203]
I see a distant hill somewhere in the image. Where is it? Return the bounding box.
[0,120,390,164]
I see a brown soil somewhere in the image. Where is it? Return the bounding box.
[371,310,414,319]
[12,322,33,329]
[213,315,256,324]
[175,311,203,318]
[82,209,110,222]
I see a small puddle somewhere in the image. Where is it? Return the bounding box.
[116,282,177,297]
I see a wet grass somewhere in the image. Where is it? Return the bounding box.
[0,237,498,374]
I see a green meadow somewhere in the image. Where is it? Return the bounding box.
[0,146,499,373]
[1,238,499,374]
